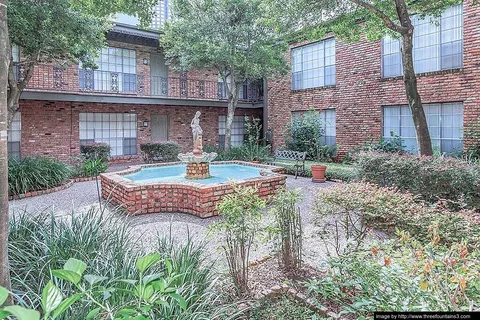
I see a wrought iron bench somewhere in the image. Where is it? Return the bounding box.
[269,150,307,179]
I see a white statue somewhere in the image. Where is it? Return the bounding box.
[191,111,203,155]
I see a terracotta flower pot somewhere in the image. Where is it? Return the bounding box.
[311,165,327,183]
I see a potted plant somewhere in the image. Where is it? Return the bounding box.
[311,164,327,183]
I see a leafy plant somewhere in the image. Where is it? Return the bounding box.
[315,183,480,250]
[9,207,226,319]
[268,188,303,272]
[140,142,181,163]
[241,143,271,162]
[354,151,480,209]
[80,143,111,162]
[82,158,108,177]
[209,185,266,295]
[8,157,72,196]
[464,118,480,160]
[305,234,480,316]
[362,131,405,154]
[285,109,325,160]
[249,294,322,320]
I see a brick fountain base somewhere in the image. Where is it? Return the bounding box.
[186,162,210,179]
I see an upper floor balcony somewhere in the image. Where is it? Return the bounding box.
[17,63,264,104]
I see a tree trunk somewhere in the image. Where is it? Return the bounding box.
[395,0,432,156]
[223,76,240,151]
[400,32,432,156]
[0,0,12,292]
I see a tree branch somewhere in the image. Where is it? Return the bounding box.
[348,0,408,34]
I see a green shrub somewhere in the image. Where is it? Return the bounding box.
[285,109,325,160]
[209,185,266,295]
[306,236,480,316]
[140,142,181,163]
[362,132,405,153]
[464,118,480,160]
[8,157,72,196]
[80,143,111,161]
[316,183,480,249]
[9,207,227,319]
[269,188,303,271]
[355,151,480,209]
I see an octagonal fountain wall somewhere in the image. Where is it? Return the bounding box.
[100,161,287,218]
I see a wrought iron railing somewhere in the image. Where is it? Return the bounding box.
[21,64,264,103]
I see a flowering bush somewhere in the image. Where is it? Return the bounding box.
[306,234,480,316]
[316,183,480,249]
[355,151,480,209]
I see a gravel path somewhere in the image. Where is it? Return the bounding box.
[8,170,354,269]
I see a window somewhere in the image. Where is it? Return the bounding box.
[79,47,136,92]
[320,109,336,146]
[291,109,336,146]
[382,5,463,77]
[79,113,138,156]
[12,45,20,81]
[291,38,335,90]
[218,76,247,100]
[218,115,245,147]
[8,112,21,159]
[383,102,463,154]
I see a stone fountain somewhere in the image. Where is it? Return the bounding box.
[178,111,217,179]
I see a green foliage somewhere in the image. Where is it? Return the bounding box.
[305,236,480,316]
[81,158,108,177]
[354,151,480,209]
[362,132,405,154]
[285,109,324,160]
[464,118,480,160]
[140,142,182,163]
[316,183,480,249]
[268,188,303,271]
[9,208,227,319]
[8,0,157,68]
[249,295,322,320]
[241,143,271,162]
[163,0,288,84]
[8,157,72,196]
[80,143,111,162]
[209,185,266,295]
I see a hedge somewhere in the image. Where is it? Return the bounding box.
[140,142,181,163]
[355,151,480,209]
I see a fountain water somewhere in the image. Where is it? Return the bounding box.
[177,111,217,179]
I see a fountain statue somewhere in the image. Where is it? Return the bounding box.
[178,111,217,179]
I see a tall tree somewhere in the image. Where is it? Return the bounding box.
[162,0,288,150]
[266,0,461,156]
[6,0,158,127]
[0,0,11,292]
[0,0,157,292]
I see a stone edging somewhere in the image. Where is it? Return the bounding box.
[246,256,335,318]
[8,176,99,200]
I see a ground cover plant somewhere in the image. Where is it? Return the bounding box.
[8,157,72,196]
[355,151,480,209]
[248,294,325,320]
[309,182,480,317]
[8,207,228,319]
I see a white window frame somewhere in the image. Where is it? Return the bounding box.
[291,38,336,90]
[8,112,21,159]
[382,4,463,78]
[218,115,246,147]
[383,102,464,154]
[79,113,138,156]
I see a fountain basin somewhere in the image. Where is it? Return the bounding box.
[100,161,287,218]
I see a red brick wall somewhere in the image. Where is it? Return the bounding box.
[18,100,262,162]
[267,0,480,158]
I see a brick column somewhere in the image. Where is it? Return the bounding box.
[186,162,211,179]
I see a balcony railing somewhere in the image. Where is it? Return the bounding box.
[20,64,263,103]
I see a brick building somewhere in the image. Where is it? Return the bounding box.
[9,23,263,162]
[266,1,479,158]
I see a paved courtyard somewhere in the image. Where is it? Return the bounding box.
[8,171,354,268]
